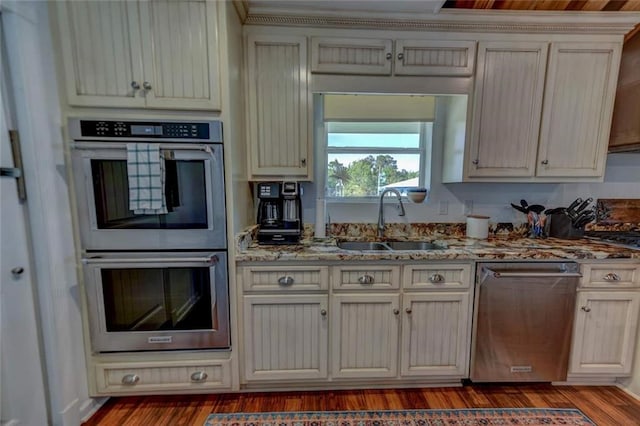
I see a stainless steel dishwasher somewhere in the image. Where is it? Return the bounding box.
[470,262,581,382]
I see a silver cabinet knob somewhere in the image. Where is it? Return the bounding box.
[429,273,444,284]
[472,159,479,165]
[405,308,412,314]
[11,267,24,276]
[143,81,152,91]
[131,81,140,90]
[393,308,400,315]
[358,274,374,284]
[121,374,140,385]
[320,309,327,316]
[386,52,392,60]
[581,306,591,312]
[541,160,549,165]
[190,371,208,382]
[603,273,621,282]
[397,52,404,60]
[278,276,294,286]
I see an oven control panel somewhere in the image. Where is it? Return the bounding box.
[79,120,211,139]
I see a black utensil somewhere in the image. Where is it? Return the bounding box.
[520,199,528,209]
[511,203,528,214]
[528,204,545,214]
[574,197,593,214]
[566,198,583,219]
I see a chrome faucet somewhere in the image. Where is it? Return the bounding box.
[377,188,406,239]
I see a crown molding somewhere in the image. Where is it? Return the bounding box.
[244,9,640,35]
[233,0,249,23]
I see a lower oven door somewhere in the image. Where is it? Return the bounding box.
[83,252,229,352]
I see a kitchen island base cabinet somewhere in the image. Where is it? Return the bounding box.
[243,295,329,381]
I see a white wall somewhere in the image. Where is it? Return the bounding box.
[3,1,99,424]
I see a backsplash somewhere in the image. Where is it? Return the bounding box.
[302,153,640,225]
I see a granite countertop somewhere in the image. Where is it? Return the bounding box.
[235,224,640,263]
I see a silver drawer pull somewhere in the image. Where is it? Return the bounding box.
[278,276,294,286]
[121,374,140,386]
[429,273,445,284]
[581,306,591,313]
[358,274,374,285]
[603,273,621,282]
[190,371,208,382]
[320,309,327,317]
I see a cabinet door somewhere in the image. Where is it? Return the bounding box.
[401,293,471,377]
[247,35,310,178]
[537,42,622,178]
[243,295,328,381]
[467,42,548,178]
[395,40,476,76]
[139,0,221,110]
[56,0,146,108]
[331,294,400,378]
[570,291,640,375]
[310,37,393,75]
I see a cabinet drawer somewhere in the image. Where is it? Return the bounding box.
[332,265,400,290]
[581,264,640,288]
[242,266,329,292]
[94,359,231,394]
[403,264,471,290]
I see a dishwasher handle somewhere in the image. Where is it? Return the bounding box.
[483,267,582,279]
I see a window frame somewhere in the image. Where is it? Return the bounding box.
[320,121,433,203]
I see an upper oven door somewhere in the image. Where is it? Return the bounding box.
[71,142,226,250]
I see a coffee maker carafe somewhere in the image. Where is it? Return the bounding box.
[257,182,302,244]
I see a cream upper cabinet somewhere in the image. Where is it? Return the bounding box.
[467,42,548,178]
[400,292,471,377]
[57,0,220,110]
[537,42,622,178]
[570,291,640,376]
[331,294,400,379]
[247,34,310,179]
[310,37,475,76]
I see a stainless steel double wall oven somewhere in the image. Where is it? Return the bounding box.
[70,118,229,352]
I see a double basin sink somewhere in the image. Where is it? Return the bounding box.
[337,240,444,251]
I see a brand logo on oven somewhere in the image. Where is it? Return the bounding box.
[148,336,173,344]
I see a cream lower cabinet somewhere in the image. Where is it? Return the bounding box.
[569,291,640,376]
[400,293,471,377]
[243,294,329,381]
[331,294,400,378]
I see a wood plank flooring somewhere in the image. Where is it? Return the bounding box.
[83,385,640,426]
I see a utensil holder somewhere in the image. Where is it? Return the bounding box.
[545,214,584,239]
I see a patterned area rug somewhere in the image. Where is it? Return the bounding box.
[204,408,595,425]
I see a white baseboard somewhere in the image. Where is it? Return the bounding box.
[80,397,109,423]
[617,384,640,401]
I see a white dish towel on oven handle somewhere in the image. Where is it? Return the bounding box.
[127,143,168,215]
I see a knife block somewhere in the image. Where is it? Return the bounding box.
[545,213,584,239]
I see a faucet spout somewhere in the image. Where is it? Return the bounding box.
[377,188,406,239]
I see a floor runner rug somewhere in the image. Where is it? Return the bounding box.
[204,408,595,425]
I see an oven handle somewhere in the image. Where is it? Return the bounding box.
[82,255,218,265]
[483,268,582,278]
[71,141,213,153]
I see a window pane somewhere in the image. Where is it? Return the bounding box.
[327,153,420,197]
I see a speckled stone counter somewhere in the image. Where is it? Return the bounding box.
[235,223,640,262]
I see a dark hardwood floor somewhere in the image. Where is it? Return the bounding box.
[83,384,640,425]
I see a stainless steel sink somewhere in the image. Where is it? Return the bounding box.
[337,240,444,251]
[337,241,391,251]
[384,241,443,250]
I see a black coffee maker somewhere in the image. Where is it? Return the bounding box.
[256,182,303,244]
